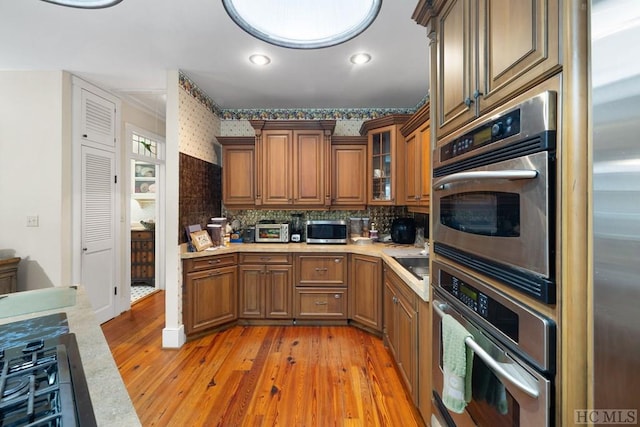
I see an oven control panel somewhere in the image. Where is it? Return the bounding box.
[440,269,519,343]
[448,274,489,318]
[440,108,521,162]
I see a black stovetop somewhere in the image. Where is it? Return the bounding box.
[0,314,96,426]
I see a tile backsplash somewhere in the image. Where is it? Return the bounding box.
[223,206,410,235]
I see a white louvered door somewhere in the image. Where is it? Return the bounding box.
[80,89,116,147]
[75,83,119,324]
[81,145,116,323]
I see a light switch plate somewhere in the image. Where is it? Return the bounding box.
[26,215,39,227]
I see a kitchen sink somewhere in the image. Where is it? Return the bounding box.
[393,256,429,280]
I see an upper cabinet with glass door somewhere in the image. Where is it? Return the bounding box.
[360,114,411,205]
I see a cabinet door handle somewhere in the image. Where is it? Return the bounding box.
[208,259,221,264]
[315,301,328,305]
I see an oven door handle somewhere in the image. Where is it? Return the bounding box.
[433,170,538,190]
[433,300,540,399]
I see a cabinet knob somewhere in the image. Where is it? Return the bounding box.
[334,258,341,263]
[464,97,473,107]
[473,90,483,99]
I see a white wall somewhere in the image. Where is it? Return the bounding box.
[0,71,73,290]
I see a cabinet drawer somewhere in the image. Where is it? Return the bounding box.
[294,287,347,319]
[131,230,154,241]
[186,254,237,272]
[239,253,292,264]
[296,254,347,286]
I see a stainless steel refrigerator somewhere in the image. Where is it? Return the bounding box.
[592,0,640,418]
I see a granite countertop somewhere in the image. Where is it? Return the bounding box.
[0,286,141,427]
[181,241,430,301]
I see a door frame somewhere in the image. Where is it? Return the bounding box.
[125,123,166,304]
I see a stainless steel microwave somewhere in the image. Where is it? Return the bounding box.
[306,220,348,244]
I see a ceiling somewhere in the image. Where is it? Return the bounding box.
[0,0,429,113]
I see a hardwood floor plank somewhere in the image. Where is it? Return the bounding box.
[102,291,426,427]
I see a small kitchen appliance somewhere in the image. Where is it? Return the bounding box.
[390,218,416,244]
[306,220,348,244]
[255,221,289,243]
[290,214,304,242]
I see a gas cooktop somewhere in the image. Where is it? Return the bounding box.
[0,315,96,426]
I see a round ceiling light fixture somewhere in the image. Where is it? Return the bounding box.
[249,54,271,65]
[350,53,372,64]
[40,0,123,8]
[222,0,382,49]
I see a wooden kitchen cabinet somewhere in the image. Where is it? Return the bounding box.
[360,114,411,205]
[349,254,382,333]
[238,253,293,319]
[295,254,347,286]
[425,0,560,138]
[183,254,238,337]
[294,253,348,319]
[250,120,335,208]
[400,103,431,212]
[330,136,367,208]
[131,230,155,286]
[219,136,255,208]
[0,257,20,294]
[383,266,418,403]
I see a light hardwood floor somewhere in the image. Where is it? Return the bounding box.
[102,291,426,426]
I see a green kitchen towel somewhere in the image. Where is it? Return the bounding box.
[442,314,474,413]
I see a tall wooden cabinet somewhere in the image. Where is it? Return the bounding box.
[250,120,335,208]
[423,0,560,138]
[218,136,255,208]
[330,136,368,209]
[400,103,431,212]
[360,115,411,205]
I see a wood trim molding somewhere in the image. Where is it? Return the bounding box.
[249,120,336,134]
[216,136,255,146]
[331,135,367,145]
[400,103,431,137]
[359,114,412,136]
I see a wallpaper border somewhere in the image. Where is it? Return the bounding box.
[179,71,429,121]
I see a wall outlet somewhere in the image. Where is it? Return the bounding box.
[26,215,39,227]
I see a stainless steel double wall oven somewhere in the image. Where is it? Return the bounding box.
[431,91,558,426]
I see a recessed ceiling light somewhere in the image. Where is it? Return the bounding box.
[223,0,382,49]
[249,54,271,66]
[40,0,123,8]
[350,53,372,65]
